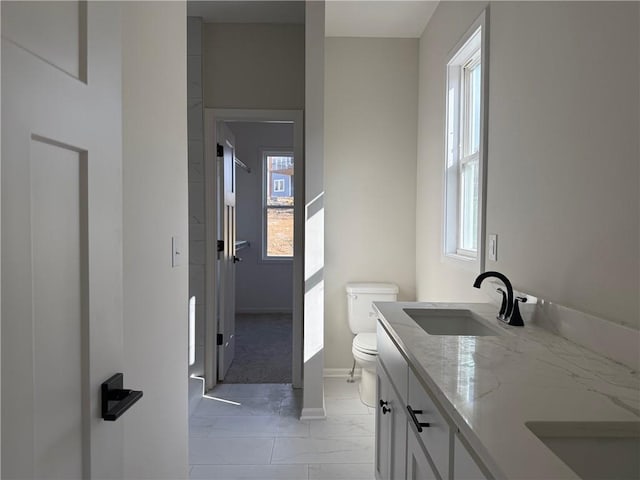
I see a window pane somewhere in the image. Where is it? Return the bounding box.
[267,207,294,257]
[469,62,481,155]
[447,86,456,168]
[266,155,294,207]
[460,160,478,251]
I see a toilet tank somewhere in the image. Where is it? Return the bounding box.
[346,282,399,334]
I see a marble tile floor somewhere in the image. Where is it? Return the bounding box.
[189,378,376,480]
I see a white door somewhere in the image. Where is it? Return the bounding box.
[217,123,237,380]
[2,2,126,478]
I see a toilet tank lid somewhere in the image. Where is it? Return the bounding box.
[346,282,399,295]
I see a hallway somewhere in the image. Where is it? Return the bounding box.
[189,378,375,479]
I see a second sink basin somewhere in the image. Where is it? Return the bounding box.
[403,308,499,336]
[526,421,640,480]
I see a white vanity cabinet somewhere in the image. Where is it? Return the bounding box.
[377,321,490,480]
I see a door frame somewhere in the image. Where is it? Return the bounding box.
[203,108,304,391]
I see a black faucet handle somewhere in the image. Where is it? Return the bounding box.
[496,288,508,319]
[508,296,526,327]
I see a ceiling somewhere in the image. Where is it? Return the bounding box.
[187,0,439,39]
[325,1,439,38]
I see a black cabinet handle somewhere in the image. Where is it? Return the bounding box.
[407,405,430,432]
[379,399,390,414]
[101,373,143,421]
[382,405,391,414]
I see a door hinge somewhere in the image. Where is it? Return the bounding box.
[217,333,223,346]
[217,240,224,252]
[216,143,224,157]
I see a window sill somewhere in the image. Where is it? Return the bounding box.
[259,256,294,265]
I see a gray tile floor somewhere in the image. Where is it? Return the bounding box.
[189,378,376,479]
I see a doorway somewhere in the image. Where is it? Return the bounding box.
[222,122,296,383]
[203,109,304,392]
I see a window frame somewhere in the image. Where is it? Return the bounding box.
[261,149,295,262]
[442,10,488,273]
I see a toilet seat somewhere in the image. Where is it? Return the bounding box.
[353,332,377,355]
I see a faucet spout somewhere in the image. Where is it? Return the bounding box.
[473,271,514,320]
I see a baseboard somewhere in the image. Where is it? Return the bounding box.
[324,368,361,378]
[300,407,326,420]
[236,308,293,314]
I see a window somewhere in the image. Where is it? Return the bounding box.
[273,178,285,193]
[263,152,294,259]
[444,13,486,270]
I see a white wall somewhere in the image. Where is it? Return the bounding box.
[203,23,304,110]
[122,3,189,478]
[229,122,294,313]
[416,1,489,305]
[302,0,326,419]
[324,37,419,369]
[416,1,640,328]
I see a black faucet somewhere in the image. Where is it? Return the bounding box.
[473,271,524,326]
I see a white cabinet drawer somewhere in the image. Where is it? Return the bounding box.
[408,369,452,480]
[377,321,408,401]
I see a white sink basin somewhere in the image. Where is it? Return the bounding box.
[526,421,640,480]
[402,308,500,336]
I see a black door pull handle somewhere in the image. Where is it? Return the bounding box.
[102,373,143,421]
[407,405,430,432]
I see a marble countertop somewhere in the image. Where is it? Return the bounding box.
[373,301,640,480]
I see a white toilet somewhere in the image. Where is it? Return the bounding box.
[346,282,399,407]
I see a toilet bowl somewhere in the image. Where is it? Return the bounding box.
[346,282,399,407]
[352,332,377,407]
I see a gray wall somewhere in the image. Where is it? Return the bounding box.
[203,23,305,109]
[229,122,294,313]
[324,37,419,369]
[416,1,640,328]
[123,2,189,478]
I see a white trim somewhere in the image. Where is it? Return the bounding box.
[300,407,327,420]
[203,108,304,391]
[323,368,362,378]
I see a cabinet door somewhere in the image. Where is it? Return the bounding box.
[376,361,408,480]
[453,435,488,480]
[407,428,439,480]
[408,370,451,479]
[389,378,407,480]
[376,364,391,480]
